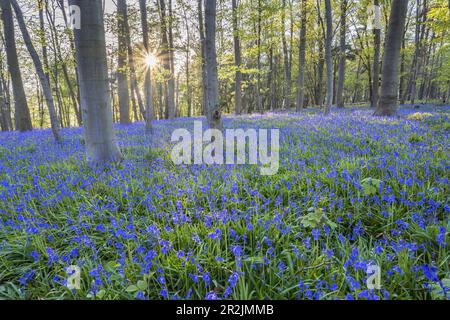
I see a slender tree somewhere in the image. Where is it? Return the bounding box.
[0,0,32,132]
[281,0,292,109]
[117,0,130,124]
[232,0,242,115]
[10,0,60,141]
[204,0,223,129]
[375,0,409,116]
[123,1,145,122]
[0,73,9,131]
[296,0,307,111]
[198,0,207,115]
[70,0,122,164]
[371,0,381,108]
[139,0,154,133]
[324,0,333,115]
[158,0,175,119]
[336,0,347,109]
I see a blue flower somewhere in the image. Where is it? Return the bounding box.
[205,291,221,300]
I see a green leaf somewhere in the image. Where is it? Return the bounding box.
[96,289,106,299]
[126,285,139,293]
[137,280,147,291]
[361,178,382,196]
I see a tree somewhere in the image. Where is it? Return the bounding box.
[371,0,381,108]
[281,0,292,109]
[0,71,10,131]
[323,0,333,115]
[139,0,154,133]
[123,1,145,123]
[158,0,175,119]
[375,0,409,116]
[10,0,60,141]
[117,0,130,124]
[296,0,307,111]
[232,0,242,115]
[0,0,32,132]
[198,0,207,115]
[70,0,122,164]
[204,0,223,129]
[336,0,347,109]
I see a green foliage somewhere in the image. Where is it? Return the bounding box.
[361,178,382,196]
[301,207,338,230]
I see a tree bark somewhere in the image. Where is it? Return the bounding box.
[296,0,307,111]
[232,0,242,115]
[70,0,122,164]
[336,0,347,109]
[139,0,154,133]
[371,0,381,108]
[45,1,81,126]
[323,0,333,115]
[0,74,8,131]
[256,0,262,113]
[123,1,145,123]
[158,0,175,119]
[10,0,60,141]
[1,0,32,132]
[204,0,223,130]
[375,0,409,116]
[281,0,291,109]
[197,0,208,116]
[117,0,130,124]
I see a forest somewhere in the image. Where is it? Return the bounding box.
[0,0,449,301]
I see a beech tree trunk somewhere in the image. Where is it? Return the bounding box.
[117,0,130,124]
[336,0,347,109]
[139,0,154,133]
[371,0,381,108]
[70,0,122,164]
[204,0,223,130]
[324,0,333,115]
[1,0,32,132]
[296,0,307,111]
[375,0,409,116]
[10,0,60,141]
[232,0,242,115]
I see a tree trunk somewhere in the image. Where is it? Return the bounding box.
[168,0,176,118]
[139,0,154,133]
[281,0,291,109]
[45,1,81,126]
[1,0,32,132]
[323,0,333,115]
[198,0,207,116]
[371,0,381,108]
[336,0,347,109]
[123,1,145,122]
[181,3,192,117]
[204,0,223,130]
[256,0,262,113]
[375,0,409,116]
[0,76,8,131]
[232,0,242,115]
[158,0,175,119]
[296,0,307,111]
[70,0,122,164]
[316,1,325,107]
[0,62,13,130]
[402,0,422,104]
[117,0,130,124]
[10,0,60,141]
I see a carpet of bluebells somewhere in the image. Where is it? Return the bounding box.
[0,106,449,300]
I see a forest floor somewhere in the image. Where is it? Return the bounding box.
[0,106,449,299]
